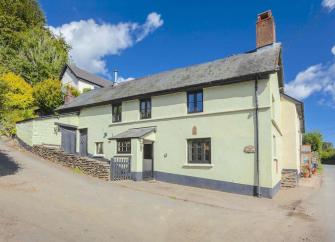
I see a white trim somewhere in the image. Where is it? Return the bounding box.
[182,164,214,168]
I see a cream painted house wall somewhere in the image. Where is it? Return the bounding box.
[16,114,79,147]
[268,73,283,187]
[74,78,275,190]
[16,120,33,146]
[16,73,291,197]
[280,97,302,173]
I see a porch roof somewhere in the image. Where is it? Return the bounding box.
[109,127,156,140]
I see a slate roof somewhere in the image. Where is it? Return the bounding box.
[57,43,282,112]
[64,64,112,88]
[109,127,156,139]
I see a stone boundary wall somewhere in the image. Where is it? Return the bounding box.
[32,145,110,181]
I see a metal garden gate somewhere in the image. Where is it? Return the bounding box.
[110,156,131,180]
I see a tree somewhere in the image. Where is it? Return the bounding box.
[0,72,35,136]
[0,0,45,27]
[33,79,64,114]
[14,27,69,85]
[303,132,323,153]
[0,0,68,85]
[0,0,46,73]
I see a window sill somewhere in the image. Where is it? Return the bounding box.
[182,163,213,168]
[93,154,105,158]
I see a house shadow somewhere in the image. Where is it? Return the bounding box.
[0,151,20,176]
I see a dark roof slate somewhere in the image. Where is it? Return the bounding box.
[66,64,112,88]
[109,127,156,139]
[58,43,282,112]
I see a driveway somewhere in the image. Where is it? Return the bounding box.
[0,138,333,242]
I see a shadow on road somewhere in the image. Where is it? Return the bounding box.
[0,150,20,176]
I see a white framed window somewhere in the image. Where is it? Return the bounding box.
[187,138,211,164]
[117,139,131,154]
[95,142,104,155]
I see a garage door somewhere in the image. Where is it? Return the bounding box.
[60,126,76,154]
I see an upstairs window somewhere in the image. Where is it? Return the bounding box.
[117,139,131,154]
[187,138,211,164]
[187,90,203,113]
[140,98,151,119]
[112,103,122,123]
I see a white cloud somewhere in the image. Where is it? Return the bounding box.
[49,12,163,76]
[286,57,335,104]
[116,76,135,83]
[332,46,335,56]
[322,0,335,11]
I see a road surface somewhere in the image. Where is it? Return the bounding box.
[0,138,334,242]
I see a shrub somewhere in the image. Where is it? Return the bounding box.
[33,78,63,114]
[0,72,35,136]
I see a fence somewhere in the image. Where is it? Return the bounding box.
[110,156,132,181]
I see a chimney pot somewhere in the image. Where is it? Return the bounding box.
[256,10,276,48]
[113,69,118,84]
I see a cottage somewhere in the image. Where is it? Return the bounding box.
[16,10,304,198]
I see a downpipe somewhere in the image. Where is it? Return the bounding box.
[255,76,261,198]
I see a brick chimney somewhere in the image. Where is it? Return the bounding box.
[256,10,276,48]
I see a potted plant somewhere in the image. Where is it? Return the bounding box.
[302,166,309,178]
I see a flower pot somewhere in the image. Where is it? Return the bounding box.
[303,172,309,178]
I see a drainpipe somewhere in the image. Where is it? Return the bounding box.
[255,75,261,197]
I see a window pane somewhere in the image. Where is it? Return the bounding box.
[117,139,131,154]
[197,142,202,161]
[196,92,203,102]
[197,101,203,112]
[188,102,195,113]
[96,142,103,154]
[204,142,210,162]
[188,139,211,164]
[141,101,146,111]
[188,91,203,113]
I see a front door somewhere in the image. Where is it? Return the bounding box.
[79,129,88,156]
[60,126,76,154]
[143,143,153,179]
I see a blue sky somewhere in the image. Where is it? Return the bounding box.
[40,0,335,143]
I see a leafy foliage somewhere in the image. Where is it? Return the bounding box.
[65,84,80,97]
[303,132,323,153]
[33,79,64,115]
[82,87,92,93]
[0,0,45,27]
[15,27,69,84]
[0,0,68,84]
[303,131,335,165]
[0,72,35,136]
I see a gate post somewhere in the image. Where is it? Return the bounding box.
[110,158,114,181]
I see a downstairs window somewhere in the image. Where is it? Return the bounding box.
[187,138,211,164]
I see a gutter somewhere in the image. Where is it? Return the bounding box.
[255,75,261,197]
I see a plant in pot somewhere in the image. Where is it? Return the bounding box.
[302,166,309,178]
